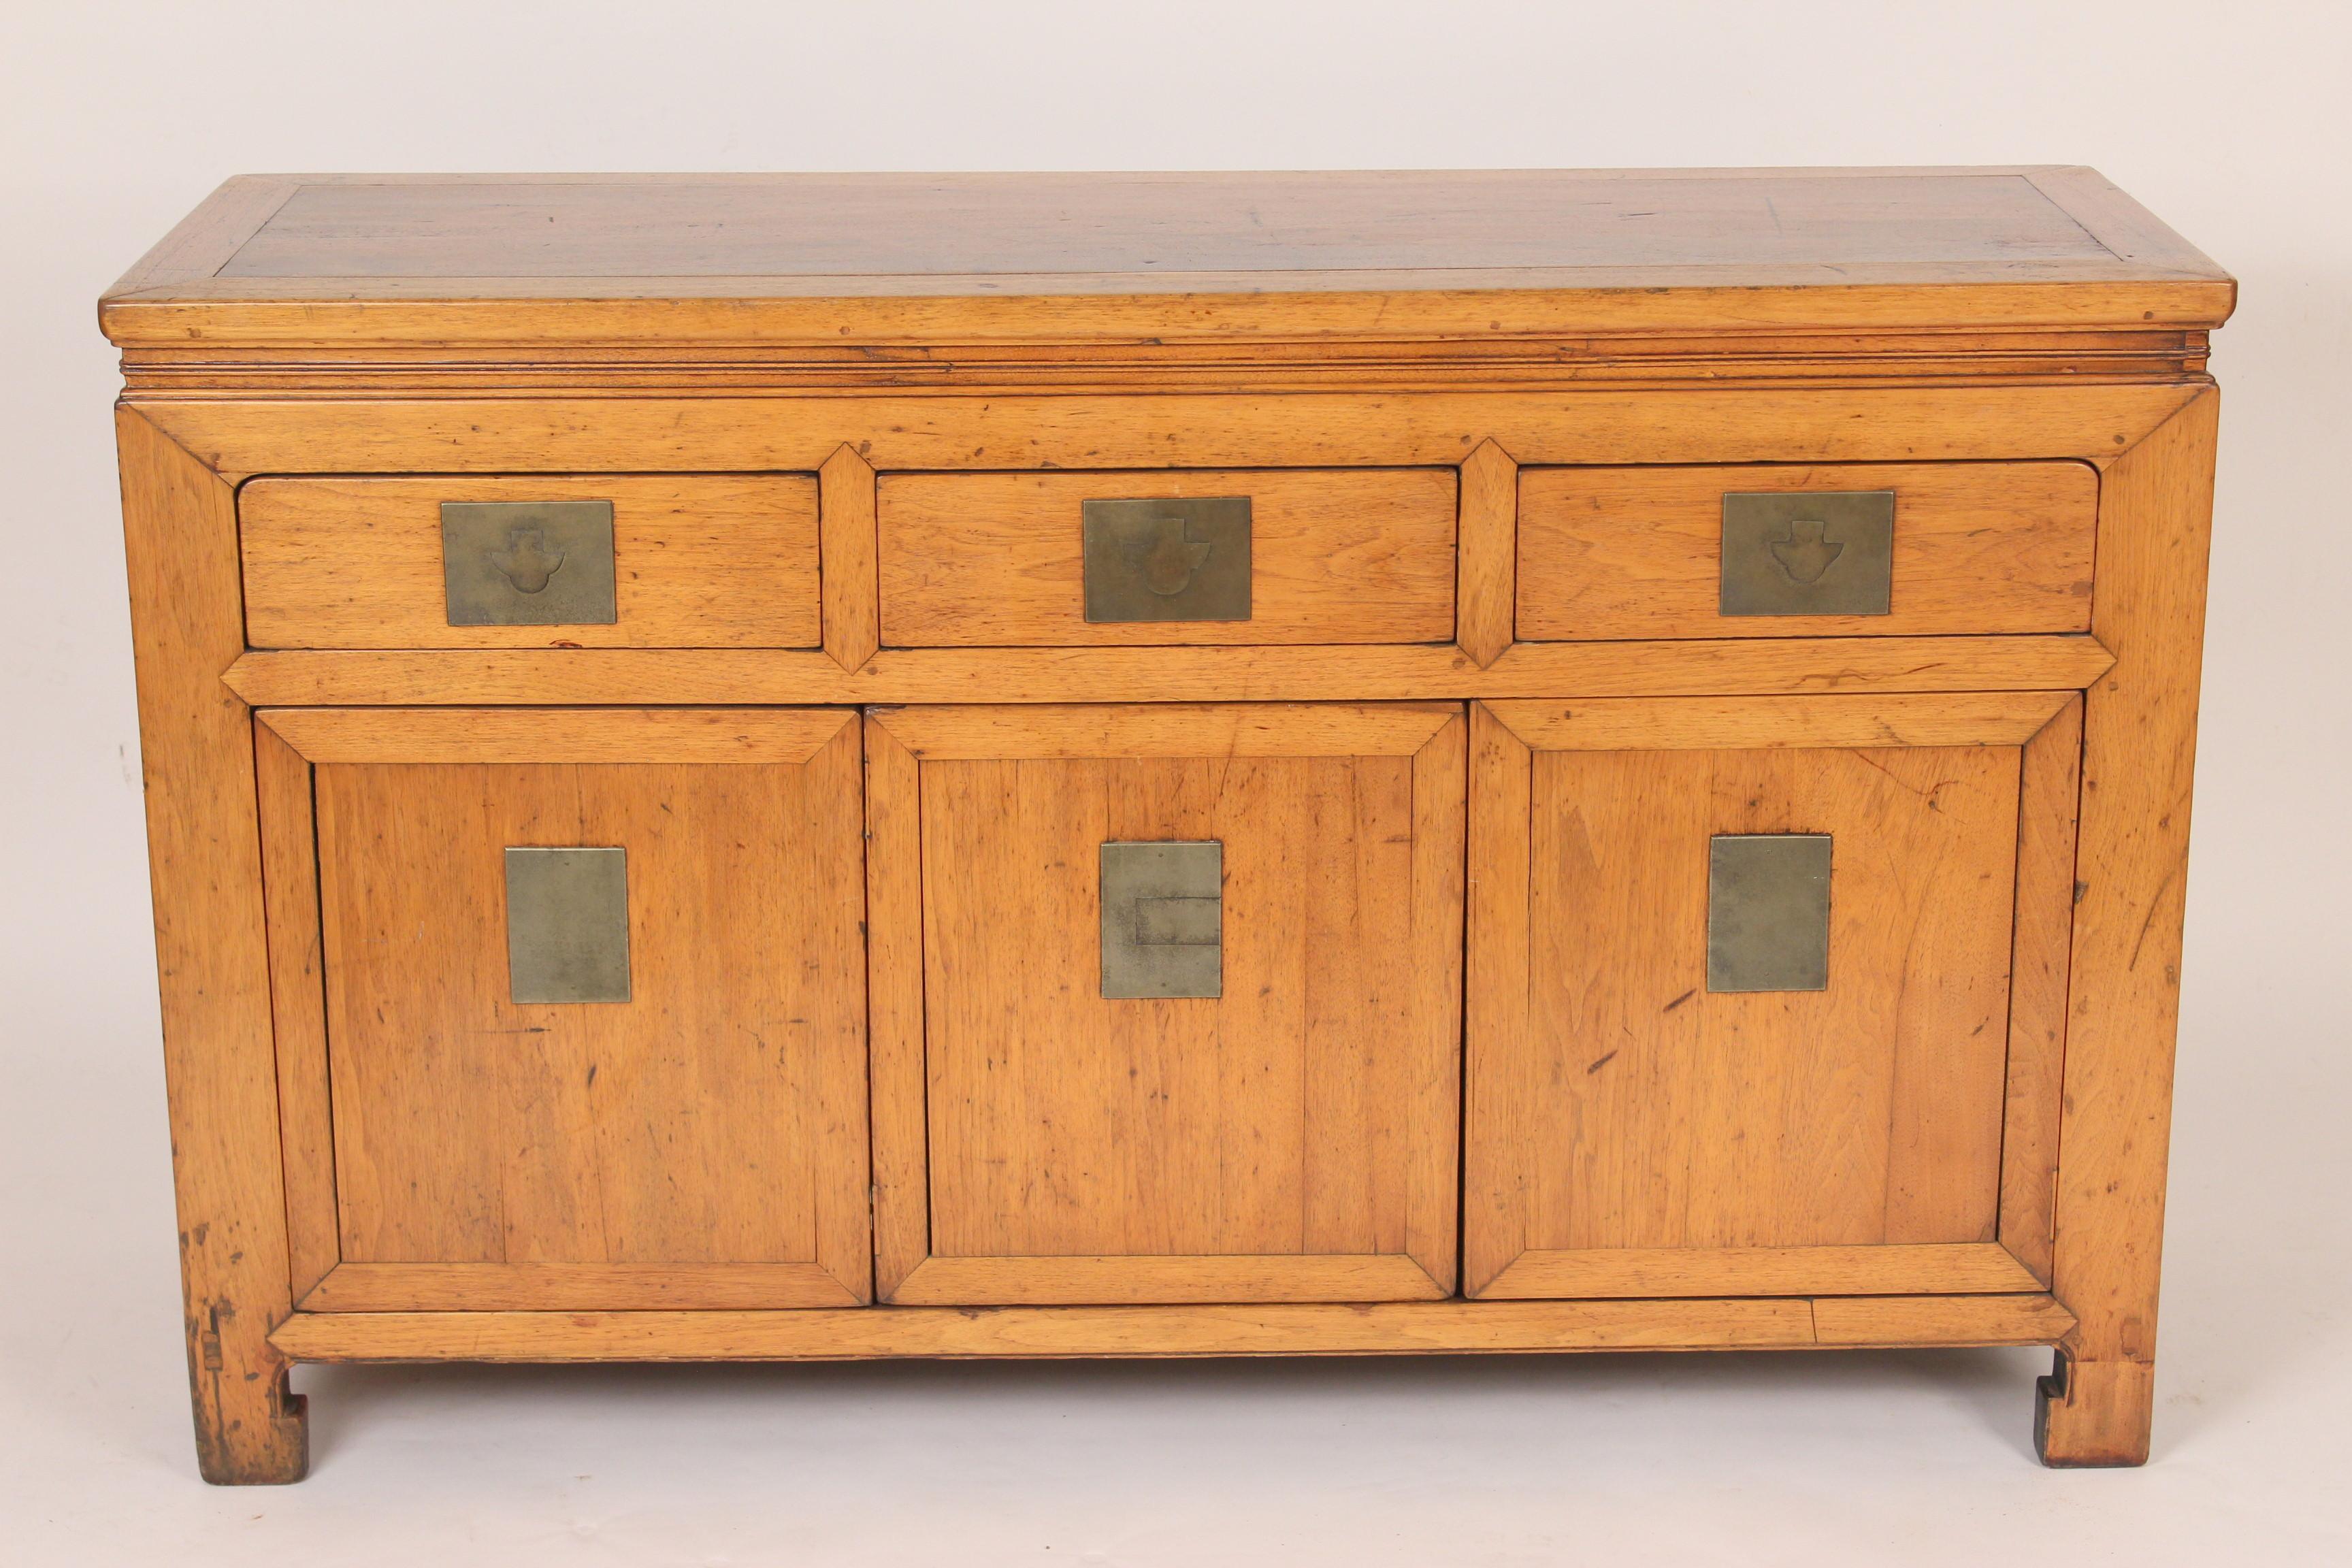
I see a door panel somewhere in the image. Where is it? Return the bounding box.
[867,702,1465,1304]
[1466,693,2077,1299]
[257,707,870,1310]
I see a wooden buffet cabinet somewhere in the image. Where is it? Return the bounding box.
[101,169,2232,1482]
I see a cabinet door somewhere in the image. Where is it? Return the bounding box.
[254,708,869,1310]
[1465,693,2080,1299]
[866,702,1465,1305]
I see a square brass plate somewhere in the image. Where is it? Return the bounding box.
[505,847,632,1004]
[1720,491,1895,616]
[1707,834,1832,992]
[442,499,619,626]
[1100,840,1223,998]
[1081,497,1252,623]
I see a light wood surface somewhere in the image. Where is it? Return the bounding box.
[130,383,2206,479]
[887,1256,1446,1307]
[102,169,2225,1475]
[871,700,1456,759]
[2037,391,2219,1465]
[1811,1292,2076,1348]
[259,705,852,764]
[1999,698,2085,1286]
[267,1293,2074,1362]
[240,476,821,649]
[1483,691,2072,750]
[877,468,1456,646]
[252,723,338,1303]
[300,1262,860,1311]
[114,325,2214,397]
[1454,440,1518,667]
[1516,461,2097,639]
[100,169,2232,354]
[283,709,868,1308]
[869,703,1464,1303]
[862,717,931,1300]
[1463,705,1536,1300]
[201,172,2193,282]
[1480,1243,2042,1299]
[1465,699,2029,1298]
[105,176,299,299]
[115,409,309,1484]
[818,445,880,671]
[220,634,2118,709]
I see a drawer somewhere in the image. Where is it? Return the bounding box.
[1464,691,2080,1301]
[1516,461,2096,639]
[240,475,821,649]
[865,702,1465,1303]
[877,468,1458,646]
[251,706,870,1311]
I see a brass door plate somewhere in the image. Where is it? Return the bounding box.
[1707,834,1832,992]
[1081,497,1252,623]
[505,847,632,1003]
[1720,491,1895,616]
[1100,840,1223,998]
[442,500,619,626]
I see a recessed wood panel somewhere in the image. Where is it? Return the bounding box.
[1466,698,2036,1298]
[287,708,869,1309]
[870,702,1463,1303]
[1516,461,2096,640]
[214,173,2119,281]
[877,469,1457,646]
[241,476,820,649]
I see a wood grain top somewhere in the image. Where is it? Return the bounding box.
[100,168,2232,349]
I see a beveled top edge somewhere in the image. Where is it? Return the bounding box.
[99,167,2235,348]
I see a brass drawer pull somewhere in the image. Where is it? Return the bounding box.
[1098,840,1223,998]
[1706,834,1831,992]
[1719,491,1895,616]
[1081,497,1252,623]
[504,847,632,1003]
[442,500,619,626]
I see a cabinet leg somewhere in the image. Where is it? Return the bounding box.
[2034,1351,2154,1467]
[186,1314,308,1486]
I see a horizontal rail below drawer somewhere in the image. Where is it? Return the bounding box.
[224,636,2116,708]
[270,1294,2075,1362]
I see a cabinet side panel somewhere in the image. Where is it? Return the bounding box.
[2040,391,2219,1466]
[116,408,308,1484]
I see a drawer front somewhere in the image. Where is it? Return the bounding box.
[1516,461,2096,639]
[877,469,1458,646]
[1464,693,2080,1301]
[866,702,1465,1303]
[241,475,821,649]
[252,706,870,1311]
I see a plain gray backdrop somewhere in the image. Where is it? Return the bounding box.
[4,2,2347,1561]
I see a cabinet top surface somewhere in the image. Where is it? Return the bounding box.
[101,168,2232,348]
